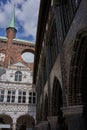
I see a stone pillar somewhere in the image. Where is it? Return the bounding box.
[35,121,48,130]
[4,89,7,102]
[47,116,58,130]
[62,105,86,130]
[26,90,29,103]
[12,123,16,130]
[15,89,18,103]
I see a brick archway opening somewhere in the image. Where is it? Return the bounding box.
[16,114,35,130]
[0,114,12,130]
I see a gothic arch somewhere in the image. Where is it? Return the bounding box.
[69,28,87,107]
[47,16,59,75]
[52,77,63,116]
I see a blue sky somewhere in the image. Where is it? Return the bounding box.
[0,0,40,42]
[0,0,40,63]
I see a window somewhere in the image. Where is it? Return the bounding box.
[0,90,4,102]
[15,71,22,81]
[7,90,15,103]
[29,92,36,104]
[18,91,26,103]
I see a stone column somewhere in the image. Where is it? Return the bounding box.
[62,105,85,130]
[26,90,29,103]
[15,89,18,103]
[4,89,7,102]
[47,116,58,130]
[35,121,48,130]
[12,123,16,130]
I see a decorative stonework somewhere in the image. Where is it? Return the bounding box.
[47,116,58,130]
[36,121,48,130]
[62,105,83,115]
[0,104,28,112]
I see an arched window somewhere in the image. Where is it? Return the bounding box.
[15,71,22,81]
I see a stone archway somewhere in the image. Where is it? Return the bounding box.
[69,28,87,129]
[49,77,67,130]
[16,114,35,130]
[0,114,12,130]
[52,77,63,116]
[69,28,87,105]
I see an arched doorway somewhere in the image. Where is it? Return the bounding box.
[16,115,35,130]
[69,28,87,128]
[51,77,67,129]
[0,114,12,130]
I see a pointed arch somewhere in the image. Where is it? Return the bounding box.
[69,28,87,107]
[52,77,63,116]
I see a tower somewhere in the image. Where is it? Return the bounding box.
[5,7,17,67]
[6,7,17,44]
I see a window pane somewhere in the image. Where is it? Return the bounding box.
[23,92,26,95]
[22,97,26,103]
[12,91,15,95]
[19,75,22,81]
[18,96,21,103]
[0,95,4,102]
[12,96,15,102]
[1,90,4,94]
[33,97,36,103]
[29,92,32,96]
[33,92,36,96]
[8,91,11,94]
[7,96,10,102]
[29,97,32,103]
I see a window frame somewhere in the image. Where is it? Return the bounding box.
[7,90,16,103]
[29,91,36,104]
[15,71,22,81]
[18,90,26,103]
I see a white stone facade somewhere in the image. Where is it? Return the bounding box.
[0,62,36,130]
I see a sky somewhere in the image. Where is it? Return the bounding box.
[0,0,40,63]
[0,0,40,42]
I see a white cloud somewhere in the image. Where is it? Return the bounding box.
[16,0,40,40]
[0,1,12,27]
[0,0,40,40]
